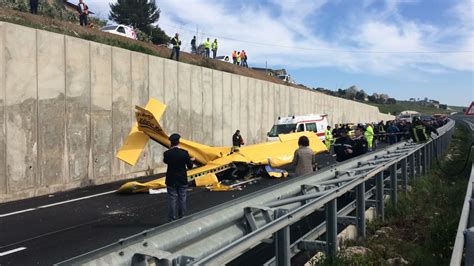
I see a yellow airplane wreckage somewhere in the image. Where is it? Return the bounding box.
[116,98,328,193]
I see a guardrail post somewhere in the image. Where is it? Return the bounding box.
[356,182,366,239]
[429,141,434,169]
[325,199,337,258]
[390,164,397,206]
[426,142,431,169]
[401,158,408,193]
[465,228,474,265]
[274,209,290,266]
[422,146,427,176]
[416,150,422,178]
[376,172,384,221]
[409,154,415,181]
[430,141,434,168]
[470,197,474,228]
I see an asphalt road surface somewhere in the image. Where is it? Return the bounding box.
[0,144,389,265]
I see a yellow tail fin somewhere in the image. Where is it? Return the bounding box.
[116,99,167,166]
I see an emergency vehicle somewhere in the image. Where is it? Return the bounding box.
[267,114,329,142]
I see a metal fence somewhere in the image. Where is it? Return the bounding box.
[58,120,455,266]
[450,118,474,266]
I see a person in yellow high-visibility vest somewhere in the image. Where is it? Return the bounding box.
[324,125,333,151]
[237,51,241,65]
[203,38,211,58]
[211,39,218,59]
[364,123,374,151]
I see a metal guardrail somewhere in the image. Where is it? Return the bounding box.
[58,120,455,266]
[450,118,474,266]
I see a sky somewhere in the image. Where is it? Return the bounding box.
[88,0,474,106]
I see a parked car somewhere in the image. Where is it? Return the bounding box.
[277,74,296,84]
[216,55,231,62]
[101,25,137,40]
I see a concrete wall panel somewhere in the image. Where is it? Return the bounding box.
[65,36,90,182]
[149,56,164,100]
[289,87,298,115]
[254,80,263,142]
[164,59,178,133]
[90,43,112,181]
[259,82,273,139]
[247,78,256,144]
[222,73,232,146]
[201,68,213,145]
[239,76,249,143]
[131,52,149,172]
[148,56,165,168]
[112,47,132,176]
[280,85,289,117]
[212,70,223,146]
[0,23,5,194]
[267,83,275,133]
[190,65,203,143]
[305,90,311,114]
[273,84,280,122]
[231,74,240,139]
[177,62,191,139]
[5,24,37,192]
[37,30,66,187]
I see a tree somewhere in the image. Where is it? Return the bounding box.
[386,98,397,104]
[109,0,161,34]
[345,85,359,99]
[147,25,170,45]
[355,89,367,101]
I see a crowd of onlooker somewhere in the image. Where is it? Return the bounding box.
[327,115,448,162]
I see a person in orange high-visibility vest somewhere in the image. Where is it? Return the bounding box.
[240,50,248,67]
[232,50,237,64]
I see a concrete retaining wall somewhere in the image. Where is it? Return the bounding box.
[0,22,394,202]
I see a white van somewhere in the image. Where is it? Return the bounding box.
[267,114,329,141]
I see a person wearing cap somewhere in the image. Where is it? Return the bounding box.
[333,128,352,162]
[350,125,368,158]
[163,133,194,221]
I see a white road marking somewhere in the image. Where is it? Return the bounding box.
[0,247,27,256]
[0,190,115,218]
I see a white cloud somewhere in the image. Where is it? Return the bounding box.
[89,0,474,75]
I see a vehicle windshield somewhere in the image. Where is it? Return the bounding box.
[101,25,117,31]
[268,124,297,137]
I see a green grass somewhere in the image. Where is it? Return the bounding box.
[366,101,453,116]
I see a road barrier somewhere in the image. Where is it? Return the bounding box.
[450,118,474,266]
[57,120,455,266]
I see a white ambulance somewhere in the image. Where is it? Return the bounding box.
[267,114,329,142]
